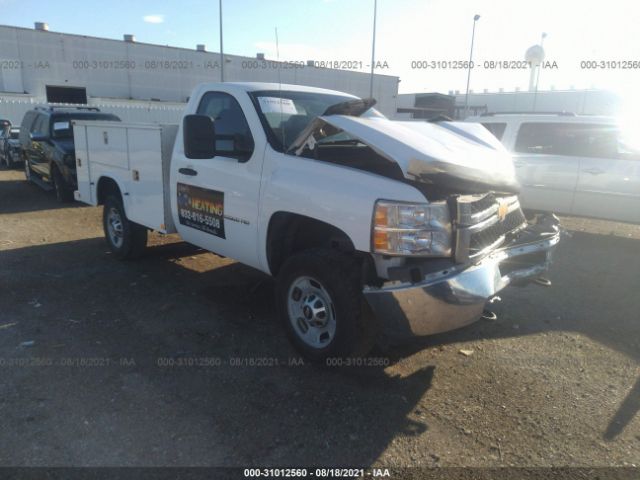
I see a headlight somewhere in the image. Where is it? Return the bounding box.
[372,200,452,256]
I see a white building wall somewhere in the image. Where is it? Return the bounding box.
[0,25,399,117]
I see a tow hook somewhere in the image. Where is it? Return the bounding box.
[482,310,498,321]
[482,296,501,320]
[534,277,552,287]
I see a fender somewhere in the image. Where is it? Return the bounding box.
[95,174,133,215]
[257,149,427,273]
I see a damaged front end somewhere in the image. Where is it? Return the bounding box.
[289,106,562,337]
[363,205,561,338]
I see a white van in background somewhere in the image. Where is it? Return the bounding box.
[466,113,640,224]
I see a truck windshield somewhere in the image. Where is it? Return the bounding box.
[50,113,121,139]
[250,90,384,152]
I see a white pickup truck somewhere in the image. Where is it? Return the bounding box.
[73,82,561,361]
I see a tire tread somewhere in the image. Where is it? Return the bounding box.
[276,248,378,362]
[103,195,147,260]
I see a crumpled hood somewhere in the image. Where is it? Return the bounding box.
[291,115,520,194]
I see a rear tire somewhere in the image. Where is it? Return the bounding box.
[52,166,74,203]
[103,195,147,260]
[276,248,378,363]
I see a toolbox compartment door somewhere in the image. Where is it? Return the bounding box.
[125,127,166,232]
[86,125,129,170]
[72,124,95,205]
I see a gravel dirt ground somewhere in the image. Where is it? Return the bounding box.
[0,166,638,473]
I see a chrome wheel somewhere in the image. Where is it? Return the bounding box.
[287,276,336,349]
[106,207,124,248]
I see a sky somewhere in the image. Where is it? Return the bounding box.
[2,0,639,102]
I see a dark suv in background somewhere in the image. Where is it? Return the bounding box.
[20,107,120,202]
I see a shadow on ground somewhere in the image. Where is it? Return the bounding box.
[1,226,638,464]
[0,237,437,466]
[0,174,88,215]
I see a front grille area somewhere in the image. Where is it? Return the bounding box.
[455,194,527,262]
[468,208,526,254]
[468,194,497,216]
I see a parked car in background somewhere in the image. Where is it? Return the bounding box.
[2,127,21,167]
[467,113,640,224]
[0,121,11,165]
[0,119,11,160]
[20,107,121,202]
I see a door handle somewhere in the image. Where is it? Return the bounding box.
[178,167,198,176]
[583,168,605,175]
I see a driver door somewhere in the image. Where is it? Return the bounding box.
[173,91,264,270]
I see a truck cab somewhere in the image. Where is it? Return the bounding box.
[74,82,561,361]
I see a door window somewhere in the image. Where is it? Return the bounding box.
[616,129,640,161]
[197,92,254,161]
[21,113,35,132]
[514,122,620,158]
[31,115,49,137]
[19,112,36,144]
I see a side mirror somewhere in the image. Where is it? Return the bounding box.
[30,132,49,142]
[183,114,216,159]
[233,133,254,162]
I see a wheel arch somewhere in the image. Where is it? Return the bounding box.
[96,176,124,205]
[266,211,373,277]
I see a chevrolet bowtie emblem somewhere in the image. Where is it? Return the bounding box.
[497,199,509,221]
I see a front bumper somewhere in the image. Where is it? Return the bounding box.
[363,214,561,337]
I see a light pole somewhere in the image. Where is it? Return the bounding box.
[219,0,224,82]
[532,32,547,111]
[463,14,480,119]
[369,0,378,99]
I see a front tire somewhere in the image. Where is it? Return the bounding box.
[103,195,147,260]
[276,248,378,363]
